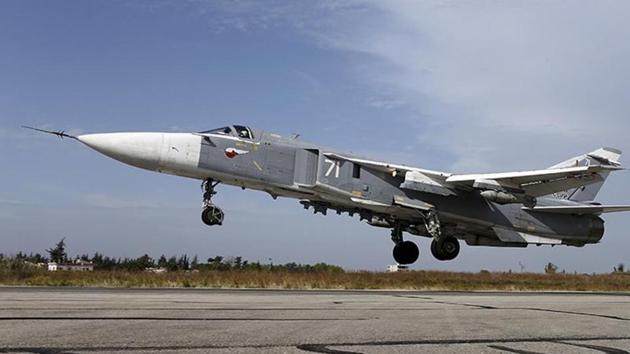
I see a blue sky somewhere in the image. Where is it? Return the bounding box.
[1,0,629,272]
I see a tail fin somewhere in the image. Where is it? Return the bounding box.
[548,147,622,202]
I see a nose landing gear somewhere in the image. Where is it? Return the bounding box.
[201,179,224,226]
[202,205,224,226]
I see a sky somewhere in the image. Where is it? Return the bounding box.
[1,0,629,273]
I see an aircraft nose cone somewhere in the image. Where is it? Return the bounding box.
[78,133,164,170]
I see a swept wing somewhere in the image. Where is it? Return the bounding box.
[323,152,456,196]
[446,164,621,197]
[325,150,623,199]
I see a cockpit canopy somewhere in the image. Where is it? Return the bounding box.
[200,125,254,140]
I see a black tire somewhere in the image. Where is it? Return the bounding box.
[201,206,224,226]
[431,236,460,261]
[392,241,419,265]
[430,239,446,261]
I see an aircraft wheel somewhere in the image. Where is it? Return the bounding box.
[201,206,224,226]
[392,241,419,265]
[431,236,460,261]
[430,239,445,261]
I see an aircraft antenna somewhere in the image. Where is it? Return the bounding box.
[21,126,78,140]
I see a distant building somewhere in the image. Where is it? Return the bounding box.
[23,261,47,269]
[48,259,94,272]
[144,267,168,273]
[387,264,409,272]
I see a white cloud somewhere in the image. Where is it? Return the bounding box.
[290,1,630,171]
[183,1,630,172]
[0,198,25,205]
[81,193,159,209]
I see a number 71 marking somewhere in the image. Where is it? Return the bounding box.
[324,159,340,178]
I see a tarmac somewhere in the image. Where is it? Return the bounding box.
[0,287,629,353]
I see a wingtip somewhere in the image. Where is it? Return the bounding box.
[602,147,622,155]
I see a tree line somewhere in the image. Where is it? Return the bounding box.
[0,238,344,273]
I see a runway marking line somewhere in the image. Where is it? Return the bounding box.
[393,295,630,321]
[2,336,629,354]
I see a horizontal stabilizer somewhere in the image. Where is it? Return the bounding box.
[526,205,630,215]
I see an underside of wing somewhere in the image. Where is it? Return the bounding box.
[526,205,630,215]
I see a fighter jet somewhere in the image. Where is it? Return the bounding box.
[25,125,630,264]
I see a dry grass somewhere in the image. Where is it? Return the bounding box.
[1,269,630,291]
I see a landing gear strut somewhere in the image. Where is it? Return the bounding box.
[201,179,224,226]
[391,223,419,265]
[423,209,441,239]
[422,210,460,261]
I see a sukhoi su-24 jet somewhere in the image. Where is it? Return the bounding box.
[25,125,630,265]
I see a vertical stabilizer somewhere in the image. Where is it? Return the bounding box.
[548,147,622,202]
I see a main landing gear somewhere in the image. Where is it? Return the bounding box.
[391,224,419,265]
[389,210,461,264]
[423,210,460,261]
[430,236,460,261]
[424,210,459,261]
[201,179,224,226]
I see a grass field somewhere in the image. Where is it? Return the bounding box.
[2,269,630,291]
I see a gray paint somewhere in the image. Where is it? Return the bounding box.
[196,126,618,253]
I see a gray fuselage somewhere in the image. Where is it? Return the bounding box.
[119,127,602,248]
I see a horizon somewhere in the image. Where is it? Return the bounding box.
[3,238,627,274]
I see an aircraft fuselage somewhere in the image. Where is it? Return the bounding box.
[77,128,604,252]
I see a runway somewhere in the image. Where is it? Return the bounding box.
[0,287,629,353]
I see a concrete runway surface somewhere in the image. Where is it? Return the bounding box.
[0,287,629,353]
